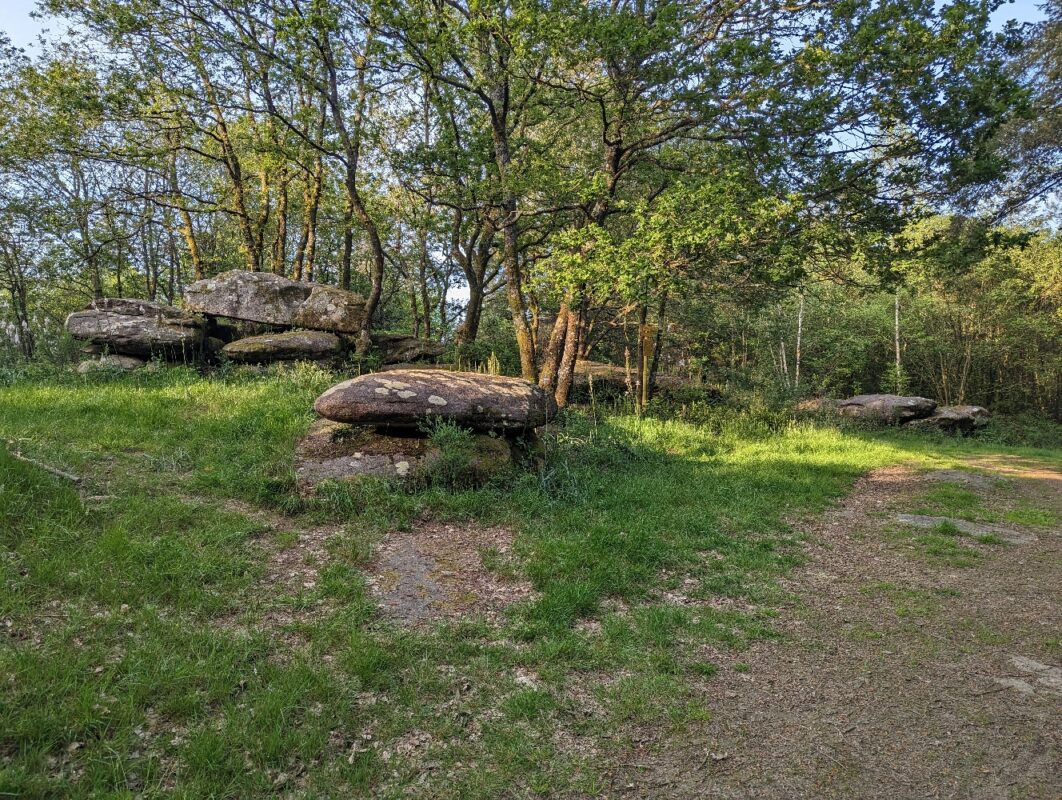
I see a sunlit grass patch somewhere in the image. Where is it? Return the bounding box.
[1003,504,1058,528]
[911,484,985,520]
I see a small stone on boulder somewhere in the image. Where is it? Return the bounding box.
[314,369,557,432]
[292,285,367,334]
[222,331,342,363]
[65,298,203,358]
[838,394,937,423]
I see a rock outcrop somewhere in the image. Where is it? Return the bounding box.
[572,359,630,399]
[905,404,989,433]
[184,270,308,325]
[222,330,342,363]
[294,418,512,491]
[184,270,366,333]
[373,334,447,364]
[314,369,557,432]
[569,359,701,402]
[838,394,937,423]
[65,298,203,358]
[69,273,453,369]
[828,393,989,433]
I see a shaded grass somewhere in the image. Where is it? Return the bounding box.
[1,368,1055,797]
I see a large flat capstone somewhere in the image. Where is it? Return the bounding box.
[838,394,937,423]
[65,298,203,358]
[314,369,557,432]
[184,270,366,333]
[222,331,342,363]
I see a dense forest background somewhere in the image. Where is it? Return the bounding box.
[0,0,1059,418]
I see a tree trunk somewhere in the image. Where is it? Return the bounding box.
[894,290,902,386]
[417,217,432,339]
[555,306,581,408]
[647,292,668,397]
[166,136,204,280]
[457,275,484,345]
[635,304,649,410]
[271,175,288,276]
[538,302,570,392]
[488,83,536,381]
[321,35,386,352]
[499,198,535,380]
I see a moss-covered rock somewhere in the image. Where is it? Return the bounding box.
[294,419,512,491]
[222,330,342,363]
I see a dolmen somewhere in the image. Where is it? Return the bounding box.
[830,393,988,433]
[296,369,557,490]
[66,270,448,370]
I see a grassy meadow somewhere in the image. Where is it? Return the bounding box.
[1,365,1059,798]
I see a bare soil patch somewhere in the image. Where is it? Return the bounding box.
[895,513,1038,544]
[366,521,536,625]
[610,461,1062,799]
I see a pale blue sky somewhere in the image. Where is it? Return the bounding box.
[0,0,1051,51]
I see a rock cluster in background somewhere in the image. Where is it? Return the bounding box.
[65,270,448,371]
[816,393,989,433]
[296,369,557,489]
[66,298,203,360]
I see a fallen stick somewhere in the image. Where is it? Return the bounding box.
[3,442,83,484]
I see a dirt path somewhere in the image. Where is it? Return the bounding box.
[613,460,1062,799]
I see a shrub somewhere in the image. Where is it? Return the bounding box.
[417,419,482,491]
